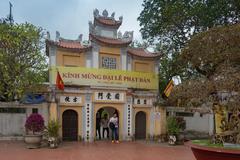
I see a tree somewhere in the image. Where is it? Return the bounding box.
[181,24,240,78]
[155,42,189,93]
[138,0,240,48]
[168,24,240,143]
[168,24,240,108]
[138,0,240,87]
[0,22,47,101]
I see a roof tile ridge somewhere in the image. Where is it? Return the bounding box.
[59,38,81,44]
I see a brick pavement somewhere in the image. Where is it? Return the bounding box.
[0,141,195,160]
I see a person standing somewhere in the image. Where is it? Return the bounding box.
[101,114,109,139]
[109,113,119,143]
[96,112,101,140]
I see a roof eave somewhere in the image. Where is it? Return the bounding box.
[90,34,132,47]
[94,17,122,29]
[45,39,92,56]
[127,50,162,58]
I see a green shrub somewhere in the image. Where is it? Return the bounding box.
[46,120,60,137]
[167,116,180,135]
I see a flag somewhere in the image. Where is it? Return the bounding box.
[56,71,64,90]
[163,79,174,98]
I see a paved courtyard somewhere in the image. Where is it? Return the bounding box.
[0,141,195,160]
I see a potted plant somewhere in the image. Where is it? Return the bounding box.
[46,120,60,148]
[24,113,44,149]
[176,117,186,144]
[167,116,180,145]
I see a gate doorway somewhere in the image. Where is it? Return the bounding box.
[62,110,78,141]
[135,111,146,139]
[95,107,119,140]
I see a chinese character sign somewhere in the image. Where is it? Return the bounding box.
[60,96,82,104]
[95,92,124,101]
[134,98,152,105]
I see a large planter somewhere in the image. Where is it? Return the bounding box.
[185,141,240,160]
[24,134,42,149]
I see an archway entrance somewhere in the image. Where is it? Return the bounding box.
[95,107,119,140]
[135,111,146,139]
[62,110,78,141]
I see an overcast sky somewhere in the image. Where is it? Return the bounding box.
[0,0,144,41]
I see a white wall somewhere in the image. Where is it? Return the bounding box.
[184,112,214,135]
[95,26,117,38]
[101,30,114,38]
[0,103,49,137]
[0,113,26,136]
[86,51,92,68]
[127,55,132,71]
[121,48,127,70]
[92,43,99,68]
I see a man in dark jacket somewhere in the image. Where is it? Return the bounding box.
[96,112,101,140]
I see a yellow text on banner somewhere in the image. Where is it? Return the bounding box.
[50,66,159,90]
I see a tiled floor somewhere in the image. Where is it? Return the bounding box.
[0,141,195,160]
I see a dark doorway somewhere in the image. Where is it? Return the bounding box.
[62,110,78,141]
[95,107,119,140]
[135,111,146,139]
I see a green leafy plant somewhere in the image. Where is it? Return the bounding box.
[0,22,47,102]
[138,0,240,91]
[167,116,180,135]
[176,117,186,131]
[46,120,60,138]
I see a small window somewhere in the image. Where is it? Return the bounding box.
[32,108,38,113]
[137,99,141,104]
[102,57,117,69]
[0,108,26,113]
[143,99,147,104]
[176,112,194,117]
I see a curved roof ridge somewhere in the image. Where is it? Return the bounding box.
[94,17,122,28]
[46,39,91,55]
[59,37,81,43]
[90,34,132,46]
[127,47,161,58]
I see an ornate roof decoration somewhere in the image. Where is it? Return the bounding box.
[90,34,132,47]
[46,31,91,55]
[89,8,134,43]
[92,9,122,28]
[127,48,161,58]
[102,9,108,17]
[122,31,133,41]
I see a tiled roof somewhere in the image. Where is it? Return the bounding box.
[90,34,132,46]
[46,39,91,55]
[57,40,86,49]
[94,17,122,28]
[127,48,161,58]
